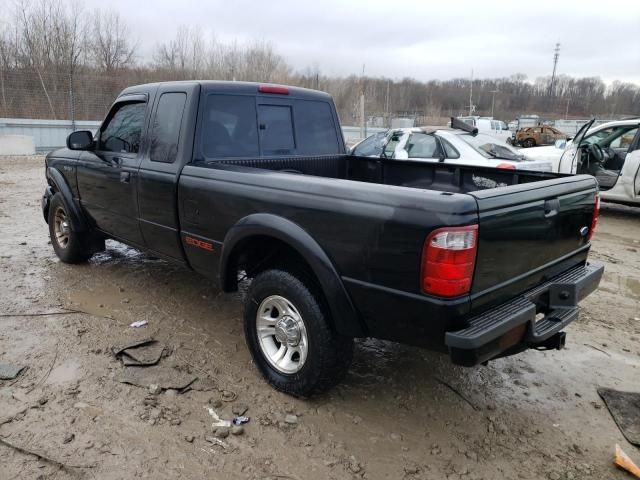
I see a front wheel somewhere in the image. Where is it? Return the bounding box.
[48,193,93,264]
[523,138,536,148]
[244,269,354,397]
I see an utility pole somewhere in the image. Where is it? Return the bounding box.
[468,68,474,116]
[360,64,366,139]
[565,97,570,118]
[489,89,499,118]
[385,79,390,127]
[549,43,560,97]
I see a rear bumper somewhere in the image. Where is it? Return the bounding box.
[446,262,604,366]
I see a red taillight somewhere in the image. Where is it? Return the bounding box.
[588,194,600,241]
[258,85,289,95]
[421,225,478,297]
[496,163,516,169]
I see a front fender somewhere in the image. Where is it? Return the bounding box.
[46,167,89,231]
[220,213,366,337]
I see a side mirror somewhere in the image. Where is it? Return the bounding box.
[67,130,94,150]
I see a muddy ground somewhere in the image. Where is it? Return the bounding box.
[0,155,639,480]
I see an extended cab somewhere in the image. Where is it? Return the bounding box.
[42,81,603,396]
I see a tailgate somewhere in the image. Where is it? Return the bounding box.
[469,174,598,302]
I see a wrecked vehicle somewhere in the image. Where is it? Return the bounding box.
[515,125,565,148]
[351,120,553,172]
[524,118,640,206]
[42,81,603,396]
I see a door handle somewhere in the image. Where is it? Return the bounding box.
[544,198,560,218]
[112,156,122,166]
[120,171,130,183]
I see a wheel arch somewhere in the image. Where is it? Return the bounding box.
[220,213,366,337]
[46,167,89,231]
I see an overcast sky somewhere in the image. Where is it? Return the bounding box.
[82,0,640,85]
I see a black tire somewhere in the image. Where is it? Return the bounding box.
[244,269,354,397]
[523,138,536,148]
[48,193,92,264]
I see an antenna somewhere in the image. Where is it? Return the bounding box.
[549,42,560,97]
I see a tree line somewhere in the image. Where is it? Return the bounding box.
[1,0,638,123]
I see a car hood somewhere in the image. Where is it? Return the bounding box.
[521,145,564,161]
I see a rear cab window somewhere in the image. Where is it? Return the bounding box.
[198,88,341,160]
[150,92,187,163]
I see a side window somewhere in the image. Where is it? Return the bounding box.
[201,94,259,158]
[99,102,146,153]
[150,93,187,163]
[353,131,387,157]
[294,100,340,155]
[441,138,460,158]
[406,133,439,158]
[258,105,295,155]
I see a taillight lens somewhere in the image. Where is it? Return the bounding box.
[421,225,478,297]
[496,163,516,169]
[587,194,600,241]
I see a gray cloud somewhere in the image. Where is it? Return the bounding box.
[80,0,640,84]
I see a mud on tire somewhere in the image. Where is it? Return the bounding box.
[48,193,93,264]
[244,269,354,397]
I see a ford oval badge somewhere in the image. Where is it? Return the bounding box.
[579,226,589,237]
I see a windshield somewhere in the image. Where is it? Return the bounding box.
[456,133,525,161]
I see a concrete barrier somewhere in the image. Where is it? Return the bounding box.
[0,135,36,155]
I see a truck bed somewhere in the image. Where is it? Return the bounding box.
[207,154,564,194]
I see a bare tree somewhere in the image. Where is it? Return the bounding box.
[90,9,135,73]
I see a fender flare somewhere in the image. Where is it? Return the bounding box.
[46,167,89,231]
[219,213,366,337]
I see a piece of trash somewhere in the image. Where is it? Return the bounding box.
[0,364,26,380]
[130,320,148,328]
[205,436,228,449]
[614,444,640,478]
[598,387,640,447]
[116,366,197,391]
[112,338,165,366]
[232,415,249,426]
[205,406,232,428]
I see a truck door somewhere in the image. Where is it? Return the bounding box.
[626,130,640,200]
[137,84,198,260]
[76,95,148,244]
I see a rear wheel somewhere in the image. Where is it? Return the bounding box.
[244,269,353,397]
[48,193,92,264]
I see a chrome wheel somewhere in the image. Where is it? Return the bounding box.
[53,207,70,249]
[256,295,308,374]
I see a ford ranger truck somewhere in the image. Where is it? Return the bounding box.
[42,81,603,396]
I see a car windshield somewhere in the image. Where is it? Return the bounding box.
[457,133,525,161]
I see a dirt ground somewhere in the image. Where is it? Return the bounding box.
[0,155,639,480]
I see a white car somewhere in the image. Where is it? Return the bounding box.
[523,119,640,206]
[351,124,553,172]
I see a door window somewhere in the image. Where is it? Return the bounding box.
[150,93,187,163]
[406,133,439,158]
[99,102,146,154]
[201,94,259,158]
[258,105,295,155]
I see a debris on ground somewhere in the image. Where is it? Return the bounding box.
[205,436,228,449]
[233,415,250,426]
[231,425,244,435]
[112,338,165,366]
[129,320,148,328]
[116,365,197,391]
[205,406,232,428]
[0,363,26,380]
[614,444,640,478]
[598,388,640,446]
